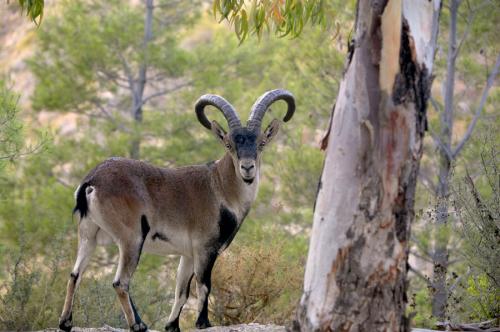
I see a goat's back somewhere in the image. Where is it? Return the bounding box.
[80,157,220,235]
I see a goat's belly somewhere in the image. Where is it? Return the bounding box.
[142,237,186,256]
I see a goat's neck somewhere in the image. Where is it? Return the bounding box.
[213,153,259,218]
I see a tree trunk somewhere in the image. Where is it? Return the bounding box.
[432,159,451,320]
[129,0,154,159]
[431,0,457,320]
[296,0,440,331]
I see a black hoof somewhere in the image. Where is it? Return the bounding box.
[58,317,73,332]
[165,320,181,332]
[130,321,148,332]
[195,319,211,330]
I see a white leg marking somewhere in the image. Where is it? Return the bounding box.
[167,255,194,323]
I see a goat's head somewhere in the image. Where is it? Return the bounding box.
[195,89,295,184]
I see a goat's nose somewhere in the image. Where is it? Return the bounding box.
[241,164,255,171]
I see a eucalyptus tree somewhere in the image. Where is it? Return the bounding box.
[30,0,197,159]
[215,1,441,330]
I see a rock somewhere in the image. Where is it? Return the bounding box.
[197,324,286,332]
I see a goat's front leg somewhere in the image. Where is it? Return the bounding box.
[165,256,194,332]
[194,251,217,329]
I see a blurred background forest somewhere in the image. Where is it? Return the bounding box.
[0,0,498,330]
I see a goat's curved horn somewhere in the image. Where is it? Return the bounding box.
[247,89,295,130]
[195,94,241,130]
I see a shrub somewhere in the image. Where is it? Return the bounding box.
[210,242,303,326]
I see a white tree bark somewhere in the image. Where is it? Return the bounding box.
[296,1,441,331]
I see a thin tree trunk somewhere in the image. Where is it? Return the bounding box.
[431,0,460,320]
[130,0,154,159]
[296,0,440,331]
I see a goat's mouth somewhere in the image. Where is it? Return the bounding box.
[242,176,254,184]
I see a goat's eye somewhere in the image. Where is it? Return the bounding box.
[225,143,231,149]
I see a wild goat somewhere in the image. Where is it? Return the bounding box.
[58,89,295,332]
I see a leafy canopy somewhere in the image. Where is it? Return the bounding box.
[212,0,336,41]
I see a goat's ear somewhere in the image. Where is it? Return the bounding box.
[211,120,227,143]
[259,119,280,149]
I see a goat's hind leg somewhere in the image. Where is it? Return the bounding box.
[59,219,99,332]
[165,256,194,332]
[113,216,150,332]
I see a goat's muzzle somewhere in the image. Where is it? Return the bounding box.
[239,159,256,183]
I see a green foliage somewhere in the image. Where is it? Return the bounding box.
[462,274,499,320]
[0,80,23,171]
[408,285,436,329]
[448,136,500,321]
[278,145,323,207]
[29,0,193,114]
[212,0,340,42]
[17,0,44,25]
[0,233,68,330]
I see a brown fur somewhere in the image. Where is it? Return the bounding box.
[81,154,246,237]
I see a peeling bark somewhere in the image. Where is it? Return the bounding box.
[296,1,440,331]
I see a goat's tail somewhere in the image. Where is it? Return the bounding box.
[73,182,90,219]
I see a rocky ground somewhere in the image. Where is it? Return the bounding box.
[34,324,453,332]
[36,324,287,332]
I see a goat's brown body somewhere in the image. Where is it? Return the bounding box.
[82,155,257,257]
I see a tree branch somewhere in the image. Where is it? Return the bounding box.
[429,96,442,113]
[96,70,131,90]
[409,264,432,286]
[131,80,192,115]
[117,52,138,100]
[0,139,47,161]
[90,100,132,133]
[54,177,72,188]
[418,172,437,195]
[410,249,435,264]
[453,52,500,158]
[411,236,436,262]
[429,128,454,161]
[144,81,192,103]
